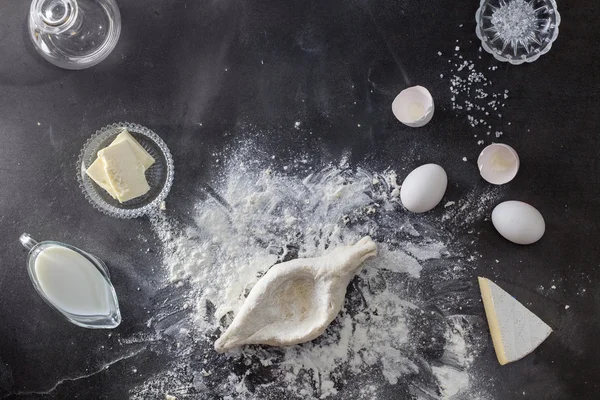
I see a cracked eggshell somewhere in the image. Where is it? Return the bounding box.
[478,143,520,185]
[392,85,435,128]
[400,163,447,213]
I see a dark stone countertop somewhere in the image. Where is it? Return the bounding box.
[0,0,599,399]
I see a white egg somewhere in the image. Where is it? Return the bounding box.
[400,164,447,213]
[492,201,545,245]
[392,86,435,128]
[478,143,520,185]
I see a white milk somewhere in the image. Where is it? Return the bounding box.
[34,246,111,316]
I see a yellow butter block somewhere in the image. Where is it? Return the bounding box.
[85,157,117,199]
[85,128,155,201]
[110,129,155,170]
[99,140,150,203]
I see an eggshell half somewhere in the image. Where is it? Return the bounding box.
[478,143,520,185]
[392,86,435,128]
[400,164,447,213]
[492,201,545,245]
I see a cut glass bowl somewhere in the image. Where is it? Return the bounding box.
[475,0,560,65]
[78,122,174,218]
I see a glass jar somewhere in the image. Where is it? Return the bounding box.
[28,0,121,69]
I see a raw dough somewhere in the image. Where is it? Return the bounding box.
[214,236,377,352]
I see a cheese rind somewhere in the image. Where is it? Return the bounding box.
[99,140,150,203]
[85,158,117,199]
[478,277,552,365]
[110,129,155,170]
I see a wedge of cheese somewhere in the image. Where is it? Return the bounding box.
[110,129,155,169]
[478,277,552,365]
[99,140,150,203]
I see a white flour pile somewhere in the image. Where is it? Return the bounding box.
[131,140,494,399]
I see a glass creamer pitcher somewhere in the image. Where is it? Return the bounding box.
[20,233,121,329]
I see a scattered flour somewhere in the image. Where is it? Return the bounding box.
[130,140,491,400]
[441,187,499,227]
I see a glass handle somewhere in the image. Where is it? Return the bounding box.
[40,0,73,26]
[20,233,39,251]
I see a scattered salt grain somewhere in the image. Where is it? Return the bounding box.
[441,44,512,144]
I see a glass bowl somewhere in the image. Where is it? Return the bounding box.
[77,122,174,218]
[475,0,561,65]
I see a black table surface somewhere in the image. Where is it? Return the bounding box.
[1,0,599,399]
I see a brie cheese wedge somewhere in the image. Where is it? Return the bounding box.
[478,277,552,365]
